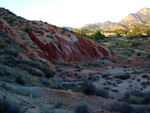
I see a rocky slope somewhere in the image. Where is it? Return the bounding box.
[78,8,150,31]
[78,21,115,30]
[0,8,114,63]
[0,8,150,113]
[119,8,150,25]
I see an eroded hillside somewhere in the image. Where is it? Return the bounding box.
[0,8,150,113]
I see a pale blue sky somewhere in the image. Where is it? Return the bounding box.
[1,0,150,27]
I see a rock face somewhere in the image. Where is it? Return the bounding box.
[0,8,115,63]
[119,8,150,25]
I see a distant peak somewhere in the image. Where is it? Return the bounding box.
[104,20,111,23]
[137,7,150,15]
[141,7,150,10]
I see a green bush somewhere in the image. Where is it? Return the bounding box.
[60,84,80,92]
[28,68,43,77]
[129,96,144,104]
[15,76,26,85]
[54,101,64,109]
[80,80,96,95]
[115,73,130,80]
[107,102,131,113]
[84,62,100,67]
[137,52,141,56]
[96,88,108,98]
[122,91,150,105]
[104,38,108,42]
[5,50,19,57]
[3,16,16,24]
[0,96,24,113]
[40,66,55,78]
[75,103,90,113]
[130,42,142,48]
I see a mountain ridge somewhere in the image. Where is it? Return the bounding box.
[119,7,150,25]
[0,7,115,64]
[78,20,115,30]
[78,7,150,30]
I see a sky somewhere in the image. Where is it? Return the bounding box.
[1,0,150,28]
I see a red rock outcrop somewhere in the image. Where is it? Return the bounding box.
[0,8,116,63]
[25,21,116,62]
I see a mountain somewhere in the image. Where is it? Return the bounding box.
[78,20,115,30]
[0,8,114,65]
[78,23,100,29]
[1,8,150,113]
[119,8,150,25]
[136,7,150,23]
[78,8,150,30]
[61,26,74,30]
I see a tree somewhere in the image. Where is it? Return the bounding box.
[73,30,86,36]
[122,30,128,35]
[91,31,105,41]
[144,29,150,35]
[132,27,140,34]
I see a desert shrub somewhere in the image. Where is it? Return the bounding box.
[88,76,98,81]
[133,106,149,113]
[40,79,51,87]
[84,62,100,67]
[3,16,16,24]
[0,96,23,113]
[15,76,26,85]
[129,96,144,104]
[137,52,141,56]
[80,80,96,95]
[44,33,53,38]
[4,50,19,57]
[122,91,150,105]
[147,54,150,58]
[23,27,33,32]
[0,66,10,76]
[131,42,142,48]
[74,103,90,113]
[0,69,6,76]
[96,88,108,98]
[115,73,130,80]
[104,38,108,42]
[143,92,150,104]
[28,68,43,77]
[107,102,131,113]
[107,44,117,49]
[54,101,64,109]
[40,66,55,78]
[60,84,80,92]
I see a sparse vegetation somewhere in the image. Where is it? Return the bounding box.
[80,80,96,95]
[107,102,131,113]
[96,88,108,98]
[15,76,26,85]
[0,7,150,113]
[80,80,109,98]
[3,16,16,24]
[74,103,90,113]
[115,73,130,80]
[0,95,23,113]
[40,66,55,78]
[54,101,64,109]
[122,91,150,105]
[84,62,100,67]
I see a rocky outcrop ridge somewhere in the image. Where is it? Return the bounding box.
[0,8,115,63]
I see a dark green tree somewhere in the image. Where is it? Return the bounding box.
[132,27,140,34]
[144,29,150,35]
[91,31,105,41]
[122,30,128,34]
